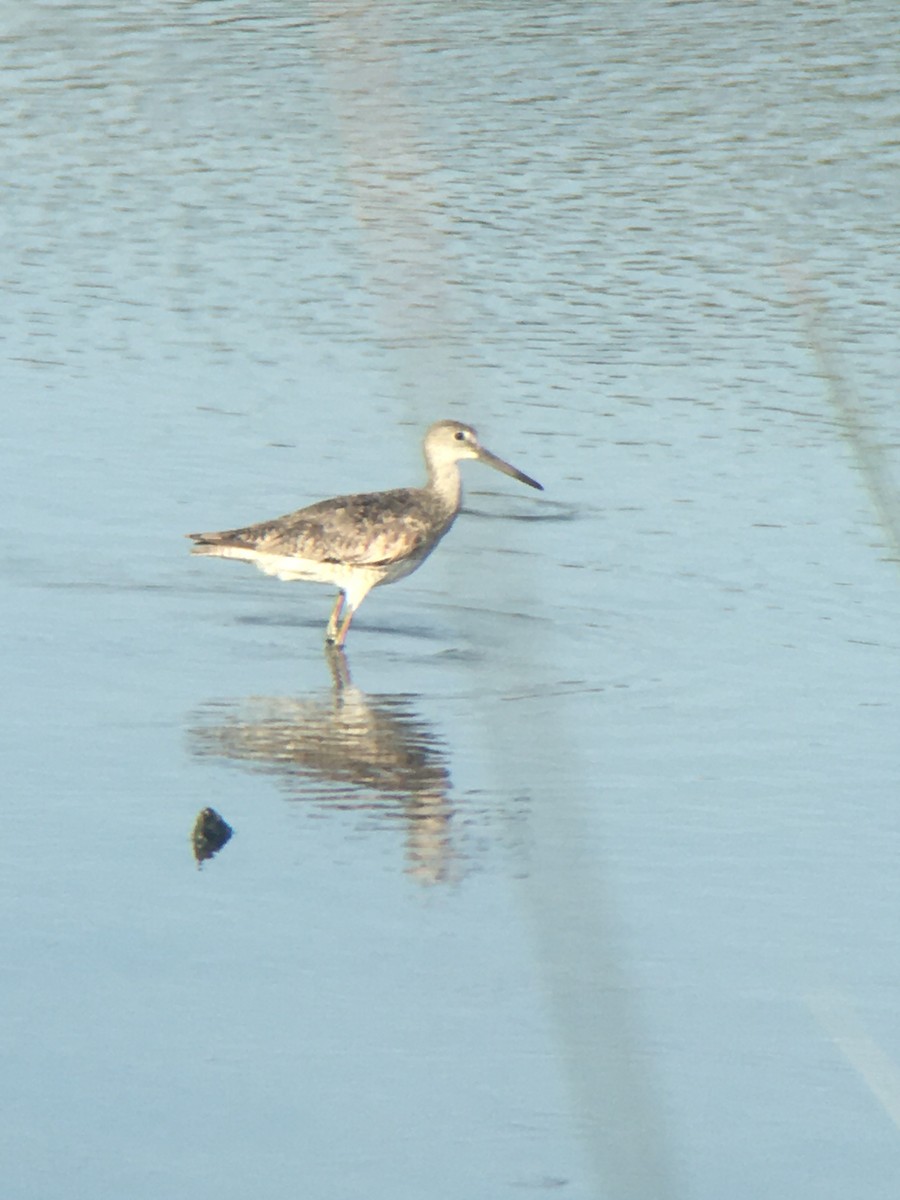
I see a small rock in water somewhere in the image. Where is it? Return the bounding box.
[191,807,233,864]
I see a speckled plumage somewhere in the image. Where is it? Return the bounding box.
[188,420,542,647]
[196,485,456,570]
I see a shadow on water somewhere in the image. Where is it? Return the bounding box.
[461,495,580,522]
[187,647,456,884]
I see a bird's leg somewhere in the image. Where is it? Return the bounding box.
[325,592,345,643]
[334,605,355,648]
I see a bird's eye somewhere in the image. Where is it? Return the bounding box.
[454,430,466,441]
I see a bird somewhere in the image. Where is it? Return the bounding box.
[187,419,543,647]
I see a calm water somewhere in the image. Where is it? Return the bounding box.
[4,3,900,1197]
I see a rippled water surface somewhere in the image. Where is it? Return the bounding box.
[4,3,900,1197]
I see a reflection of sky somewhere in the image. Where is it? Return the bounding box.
[3,3,900,1198]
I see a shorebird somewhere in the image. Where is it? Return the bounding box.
[188,420,542,647]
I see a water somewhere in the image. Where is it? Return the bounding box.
[3,3,900,1197]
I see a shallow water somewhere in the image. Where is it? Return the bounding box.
[4,3,900,1197]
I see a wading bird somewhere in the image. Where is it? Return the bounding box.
[188,420,542,647]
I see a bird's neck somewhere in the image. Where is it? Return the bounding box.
[425,458,463,514]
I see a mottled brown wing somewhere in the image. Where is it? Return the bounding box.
[191,488,447,566]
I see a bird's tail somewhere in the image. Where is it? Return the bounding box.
[187,530,249,557]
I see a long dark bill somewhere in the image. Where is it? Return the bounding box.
[477,446,543,491]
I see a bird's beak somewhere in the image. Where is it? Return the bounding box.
[477,445,543,491]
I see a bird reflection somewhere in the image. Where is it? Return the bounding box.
[187,648,455,883]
